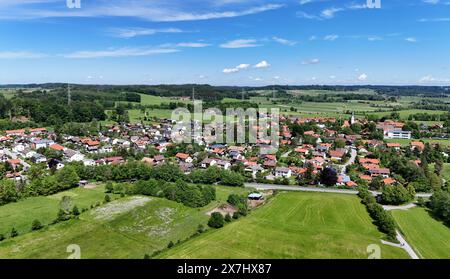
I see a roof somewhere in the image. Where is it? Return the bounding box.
[49,144,65,151]
[329,150,345,158]
[386,143,401,148]
[383,178,396,185]
[6,129,25,134]
[176,153,190,160]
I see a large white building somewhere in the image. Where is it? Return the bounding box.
[384,129,412,140]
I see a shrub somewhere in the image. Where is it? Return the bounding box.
[10,227,19,238]
[167,241,174,248]
[224,214,232,223]
[208,212,225,228]
[104,194,111,203]
[72,205,80,216]
[197,224,205,234]
[0,234,5,241]
[105,182,114,193]
[31,219,43,231]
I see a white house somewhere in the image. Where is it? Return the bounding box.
[275,167,292,178]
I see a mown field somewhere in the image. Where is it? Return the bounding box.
[0,186,250,259]
[0,185,111,236]
[367,109,448,120]
[392,207,450,259]
[385,138,450,146]
[158,192,408,259]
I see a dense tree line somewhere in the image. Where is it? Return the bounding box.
[429,190,450,226]
[132,179,216,208]
[0,166,79,205]
[358,187,397,241]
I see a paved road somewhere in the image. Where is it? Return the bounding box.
[245,183,359,195]
[381,230,420,259]
[245,183,433,198]
[342,148,358,174]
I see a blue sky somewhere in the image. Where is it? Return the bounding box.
[0,0,449,85]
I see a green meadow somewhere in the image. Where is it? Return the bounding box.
[393,207,450,259]
[0,186,251,259]
[158,192,408,259]
[0,185,111,236]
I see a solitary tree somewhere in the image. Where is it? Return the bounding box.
[320,168,338,187]
[208,212,225,228]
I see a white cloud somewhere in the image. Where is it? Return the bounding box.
[63,47,179,59]
[358,73,368,81]
[301,58,320,65]
[422,0,440,4]
[0,2,284,22]
[419,17,450,22]
[177,42,211,48]
[419,75,450,83]
[297,3,368,20]
[220,39,261,48]
[324,34,339,41]
[368,36,383,41]
[254,60,271,68]
[272,36,297,46]
[321,7,343,19]
[0,51,47,59]
[109,27,183,38]
[405,37,417,43]
[223,63,250,74]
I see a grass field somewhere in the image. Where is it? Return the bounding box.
[385,138,450,146]
[158,192,408,259]
[392,207,450,259]
[0,185,111,236]
[368,109,448,120]
[0,186,250,259]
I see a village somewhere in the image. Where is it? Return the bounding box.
[1,113,448,191]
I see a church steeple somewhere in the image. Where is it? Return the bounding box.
[350,112,355,125]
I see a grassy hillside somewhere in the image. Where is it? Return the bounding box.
[393,207,450,259]
[0,185,111,236]
[0,186,250,259]
[158,192,408,259]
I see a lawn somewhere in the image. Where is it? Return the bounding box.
[158,192,408,259]
[0,186,250,259]
[392,207,450,259]
[0,185,110,236]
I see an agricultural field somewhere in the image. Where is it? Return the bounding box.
[367,109,448,120]
[158,192,409,259]
[0,186,251,259]
[392,207,450,259]
[0,185,112,236]
[385,138,450,147]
